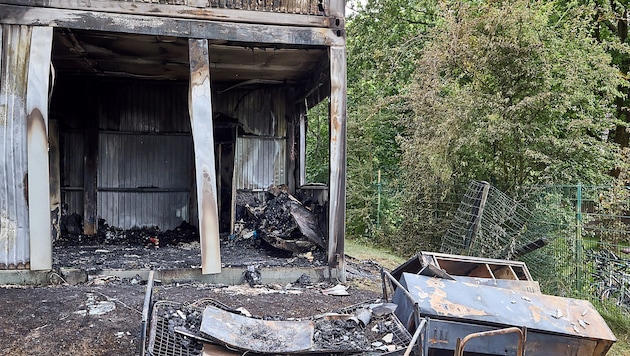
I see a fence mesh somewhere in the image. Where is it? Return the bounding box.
[440,181,547,260]
[436,182,630,309]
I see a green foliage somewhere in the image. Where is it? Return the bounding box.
[397,0,625,245]
[343,0,439,242]
[305,100,329,184]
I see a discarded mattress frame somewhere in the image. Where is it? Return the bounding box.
[144,251,616,355]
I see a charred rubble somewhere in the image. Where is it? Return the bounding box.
[57,213,199,247]
[232,185,327,255]
[153,295,408,355]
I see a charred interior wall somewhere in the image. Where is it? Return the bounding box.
[214,88,290,191]
[52,76,194,231]
[51,75,293,234]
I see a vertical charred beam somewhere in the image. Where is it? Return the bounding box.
[287,111,296,193]
[299,106,306,187]
[49,119,61,242]
[189,38,221,274]
[27,26,53,270]
[83,110,98,236]
[328,45,346,280]
[229,127,237,233]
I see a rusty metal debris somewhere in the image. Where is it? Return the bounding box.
[384,251,617,356]
[200,305,315,353]
[146,294,411,355]
[144,251,616,356]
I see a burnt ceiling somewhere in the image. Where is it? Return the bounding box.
[52,28,328,86]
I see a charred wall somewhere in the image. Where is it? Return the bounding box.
[51,76,293,233]
[0,25,32,269]
[52,76,194,231]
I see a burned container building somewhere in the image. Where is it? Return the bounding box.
[0,1,347,278]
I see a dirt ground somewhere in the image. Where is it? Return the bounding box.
[0,256,385,356]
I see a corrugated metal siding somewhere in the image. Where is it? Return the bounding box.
[99,192,189,229]
[100,80,190,133]
[235,136,286,190]
[98,132,193,229]
[0,25,31,268]
[214,88,286,137]
[60,131,84,215]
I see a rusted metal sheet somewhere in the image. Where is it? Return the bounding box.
[392,251,534,282]
[27,25,53,270]
[393,273,616,354]
[0,25,32,270]
[235,136,286,190]
[189,38,221,274]
[328,44,346,275]
[200,305,314,353]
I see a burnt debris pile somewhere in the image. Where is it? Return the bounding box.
[57,214,198,247]
[233,185,327,254]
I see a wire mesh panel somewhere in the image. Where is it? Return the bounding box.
[440,181,545,260]
[148,299,232,356]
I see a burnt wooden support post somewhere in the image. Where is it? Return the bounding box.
[189,38,221,274]
[27,26,53,270]
[287,111,296,193]
[328,44,347,280]
[48,119,61,242]
[299,108,306,187]
[83,109,98,236]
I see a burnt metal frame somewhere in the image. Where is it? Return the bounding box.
[455,327,525,356]
[381,269,527,356]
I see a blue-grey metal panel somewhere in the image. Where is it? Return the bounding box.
[98,191,189,230]
[97,132,193,229]
[235,136,286,190]
[393,273,616,342]
[98,133,192,189]
[100,80,190,133]
[61,131,84,188]
[424,318,598,356]
[0,25,31,268]
[214,89,286,137]
[62,191,83,216]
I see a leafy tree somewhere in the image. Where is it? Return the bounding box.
[585,0,630,159]
[398,0,625,249]
[343,0,438,242]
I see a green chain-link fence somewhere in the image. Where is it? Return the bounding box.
[443,183,630,307]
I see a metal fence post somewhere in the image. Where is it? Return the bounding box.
[377,169,382,230]
[576,183,583,291]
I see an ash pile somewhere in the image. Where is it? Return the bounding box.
[57,212,198,247]
[232,185,326,255]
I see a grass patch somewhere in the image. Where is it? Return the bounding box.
[594,301,630,356]
[344,238,407,270]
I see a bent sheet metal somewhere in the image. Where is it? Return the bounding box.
[200,305,315,353]
[393,272,616,355]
